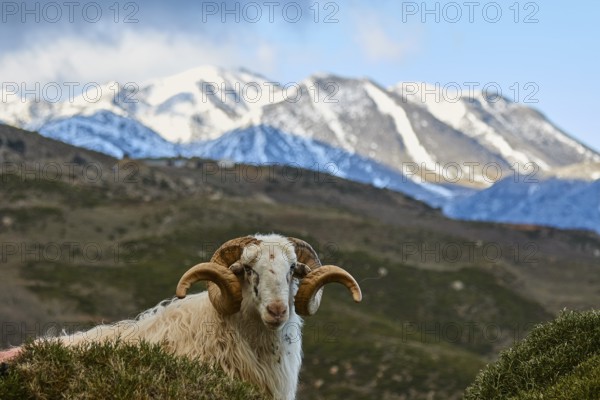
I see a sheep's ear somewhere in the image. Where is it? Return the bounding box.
[229,261,244,275]
[293,262,311,278]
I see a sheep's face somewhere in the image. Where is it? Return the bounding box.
[237,238,308,330]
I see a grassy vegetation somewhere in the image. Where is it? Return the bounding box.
[299,307,485,399]
[0,340,266,400]
[330,250,551,354]
[0,206,64,230]
[464,310,600,399]
[0,174,110,207]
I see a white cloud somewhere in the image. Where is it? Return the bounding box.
[0,29,279,87]
[352,10,421,63]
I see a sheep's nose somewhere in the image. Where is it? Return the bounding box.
[266,302,288,319]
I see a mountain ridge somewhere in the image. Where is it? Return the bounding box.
[2,66,597,179]
[2,66,600,233]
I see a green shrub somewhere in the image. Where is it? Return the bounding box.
[0,340,266,400]
[464,310,600,399]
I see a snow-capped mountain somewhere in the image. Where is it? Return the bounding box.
[393,83,595,172]
[1,66,597,186]
[40,111,177,158]
[1,65,599,233]
[444,177,600,234]
[0,66,274,143]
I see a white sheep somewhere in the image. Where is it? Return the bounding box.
[0,234,362,400]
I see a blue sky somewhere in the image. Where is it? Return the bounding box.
[1,1,598,151]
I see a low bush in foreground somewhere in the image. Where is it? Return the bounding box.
[464,310,600,399]
[0,340,266,400]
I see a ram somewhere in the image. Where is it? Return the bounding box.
[0,234,362,400]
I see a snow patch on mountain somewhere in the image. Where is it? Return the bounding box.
[548,162,600,181]
[39,111,176,159]
[365,82,438,169]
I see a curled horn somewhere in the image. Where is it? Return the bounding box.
[288,237,362,316]
[176,236,259,315]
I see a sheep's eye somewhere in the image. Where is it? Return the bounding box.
[244,265,252,274]
[290,263,296,272]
